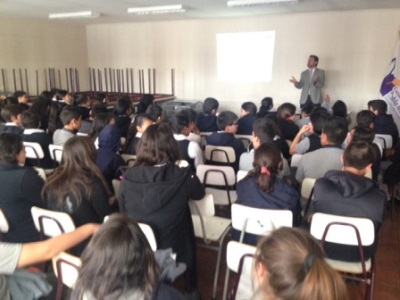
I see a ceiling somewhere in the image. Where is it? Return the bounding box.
[1,0,400,24]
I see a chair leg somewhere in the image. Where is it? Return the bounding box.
[212,229,230,299]
[366,265,376,300]
[222,268,230,300]
[56,276,63,300]
[392,195,395,221]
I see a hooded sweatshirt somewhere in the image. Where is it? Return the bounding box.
[313,170,386,261]
[119,164,204,267]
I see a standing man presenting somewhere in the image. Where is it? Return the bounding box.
[290,55,325,108]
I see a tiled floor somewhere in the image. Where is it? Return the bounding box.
[193,204,400,300]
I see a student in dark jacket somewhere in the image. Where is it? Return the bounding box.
[256,96,276,119]
[234,142,300,245]
[313,141,386,262]
[113,96,132,138]
[96,125,126,187]
[270,102,299,141]
[119,123,205,296]
[21,110,53,169]
[206,111,246,171]
[0,104,24,135]
[0,133,45,243]
[125,113,153,154]
[196,97,219,132]
[237,101,257,135]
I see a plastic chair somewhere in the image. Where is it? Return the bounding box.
[310,213,376,300]
[0,208,9,240]
[33,167,47,181]
[236,170,248,183]
[31,206,75,239]
[24,141,45,166]
[176,159,189,168]
[205,145,236,165]
[138,222,157,251]
[375,134,393,149]
[301,177,316,217]
[225,241,256,300]
[196,164,236,205]
[49,144,63,166]
[290,153,303,168]
[189,194,231,299]
[52,252,81,300]
[112,179,121,197]
[121,154,136,167]
[234,134,252,151]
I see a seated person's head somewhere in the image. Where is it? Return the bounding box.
[260,97,273,112]
[277,103,296,120]
[349,126,375,144]
[203,97,219,115]
[332,100,348,118]
[321,116,348,146]
[130,113,152,135]
[135,123,180,166]
[343,141,375,175]
[0,132,25,166]
[1,104,24,125]
[57,89,73,104]
[60,106,82,131]
[114,96,132,116]
[145,104,163,123]
[180,109,198,132]
[217,111,239,133]
[90,112,114,138]
[13,91,28,104]
[75,214,160,299]
[74,93,92,107]
[168,112,191,136]
[309,108,330,135]
[251,142,282,192]
[356,110,375,129]
[252,118,278,149]
[90,103,108,120]
[62,136,99,170]
[240,102,257,117]
[254,227,348,300]
[367,99,387,115]
[300,104,313,118]
[21,110,40,129]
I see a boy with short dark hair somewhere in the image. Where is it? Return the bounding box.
[0,104,24,135]
[368,99,398,147]
[196,97,219,132]
[53,106,82,145]
[237,101,257,135]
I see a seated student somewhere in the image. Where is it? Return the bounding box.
[125,113,153,155]
[0,133,45,243]
[169,112,204,170]
[347,126,381,183]
[53,106,82,146]
[136,94,154,114]
[239,118,291,177]
[296,103,313,128]
[0,104,24,135]
[332,99,351,125]
[368,99,399,147]
[74,93,92,121]
[72,214,184,300]
[79,103,108,135]
[296,116,348,182]
[30,96,51,131]
[196,97,219,132]
[146,104,163,123]
[355,110,383,153]
[13,90,29,110]
[119,123,205,297]
[234,143,300,245]
[96,125,126,187]
[313,141,386,262]
[55,89,74,113]
[237,101,257,135]
[113,96,132,138]
[47,100,64,136]
[256,96,275,119]
[88,112,115,145]
[205,111,246,170]
[181,109,201,145]
[0,223,99,300]
[252,227,349,300]
[21,110,53,169]
[42,136,115,254]
[290,108,330,155]
[271,102,299,141]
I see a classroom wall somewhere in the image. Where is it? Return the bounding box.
[0,17,88,95]
[87,9,400,114]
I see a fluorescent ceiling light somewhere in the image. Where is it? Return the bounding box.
[227,0,298,7]
[127,4,185,15]
[49,11,100,19]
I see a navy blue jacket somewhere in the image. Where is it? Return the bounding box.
[374,114,399,147]
[237,115,256,135]
[196,113,218,132]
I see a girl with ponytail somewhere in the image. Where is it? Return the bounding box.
[233,142,300,245]
[252,227,349,300]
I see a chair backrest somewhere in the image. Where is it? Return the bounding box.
[121,154,136,167]
[189,194,215,217]
[236,170,248,183]
[0,208,9,233]
[112,179,121,197]
[205,145,236,164]
[200,132,213,149]
[301,177,316,199]
[31,206,75,238]
[76,132,88,136]
[291,153,303,168]
[33,167,47,181]
[176,160,189,168]
[226,241,257,300]
[196,164,236,186]
[138,222,157,251]
[24,142,45,161]
[231,203,292,239]
[234,135,252,150]
[52,252,81,289]
[375,134,393,149]
[49,144,63,163]
[310,212,375,247]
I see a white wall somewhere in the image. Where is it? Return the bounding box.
[0,17,88,95]
[87,9,400,114]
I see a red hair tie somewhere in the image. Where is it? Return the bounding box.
[261,166,270,176]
